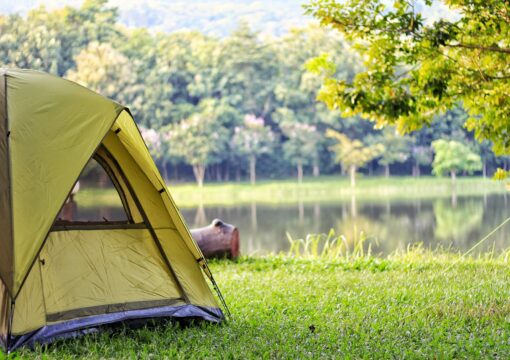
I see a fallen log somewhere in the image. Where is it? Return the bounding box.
[191,219,240,259]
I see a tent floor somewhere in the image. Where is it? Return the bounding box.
[8,304,223,351]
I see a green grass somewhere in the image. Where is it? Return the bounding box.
[76,175,508,208]
[8,252,510,359]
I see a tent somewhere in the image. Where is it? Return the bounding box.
[0,69,227,352]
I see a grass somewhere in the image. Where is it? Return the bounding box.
[8,251,510,359]
[75,175,508,208]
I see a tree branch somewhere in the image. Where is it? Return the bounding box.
[446,43,510,54]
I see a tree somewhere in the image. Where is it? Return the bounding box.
[282,122,322,183]
[327,129,384,187]
[167,108,229,187]
[66,42,141,106]
[431,140,482,184]
[368,127,411,177]
[232,115,276,185]
[305,0,510,154]
[476,140,496,179]
[411,144,432,177]
[0,0,120,76]
[215,23,278,117]
[139,126,174,182]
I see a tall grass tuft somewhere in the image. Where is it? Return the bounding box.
[286,228,374,260]
[286,228,510,262]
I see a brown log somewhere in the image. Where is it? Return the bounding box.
[190,219,240,259]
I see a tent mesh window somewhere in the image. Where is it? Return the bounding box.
[54,156,133,226]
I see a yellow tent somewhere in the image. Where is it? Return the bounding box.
[0,69,226,352]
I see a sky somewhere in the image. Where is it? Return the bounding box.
[0,0,457,37]
[0,0,308,37]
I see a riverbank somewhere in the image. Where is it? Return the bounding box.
[76,176,507,208]
[16,253,510,359]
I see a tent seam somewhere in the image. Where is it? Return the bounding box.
[37,257,48,329]
[1,72,13,299]
[4,70,16,349]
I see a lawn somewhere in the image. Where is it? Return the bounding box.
[75,175,508,208]
[10,252,510,359]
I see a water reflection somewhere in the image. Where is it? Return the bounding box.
[179,194,510,256]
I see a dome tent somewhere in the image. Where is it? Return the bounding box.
[0,69,226,352]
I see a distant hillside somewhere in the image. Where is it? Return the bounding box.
[0,0,309,37]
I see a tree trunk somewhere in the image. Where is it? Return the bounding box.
[312,158,320,177]
[191,219,240,259]
[174,164,179,182]
[192,164,205,188]
[216,164,222,182]
[450,170,456,185]
[349,165,356,188]
[249,155,256,185]
[384,164,390,178]
[297,160,303,184]
[412,164,420,177]
[224,164,230,181]
[482,159,487,178]
[236,168,241,182]
[412,159,421,177]
[162,160,169,183]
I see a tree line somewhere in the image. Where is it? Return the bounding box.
[0,0,506,186]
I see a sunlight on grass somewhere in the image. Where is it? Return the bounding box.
[15,252,510,359]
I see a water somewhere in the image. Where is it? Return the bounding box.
[179,193,510,255]
[75,193,510,256]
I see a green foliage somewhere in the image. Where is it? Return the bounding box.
[431,139,482,178]
[232,115,276,158]
[368,126,412,175]
[327,129,384,169]
[282,123,320,165]
[1,1,507,183]
[167,103,230,186]
[0,0,119,76]
[327,129,384,186]
[66,42,141,106]
[305,0,510,154]
[232,115,276,184]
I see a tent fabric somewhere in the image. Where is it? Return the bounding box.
[0,279,9,350]
[7,69,124,294]
[0,69,224,352]
[100,131,217,307]
[0,70,13,295]
[112,114,215,280]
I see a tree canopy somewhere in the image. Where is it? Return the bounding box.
[431,139,482,182]
[327,129,384,187]
[0,0,507,184]
[305,0,510,154]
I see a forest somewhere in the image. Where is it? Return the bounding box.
[0,0,504,186]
